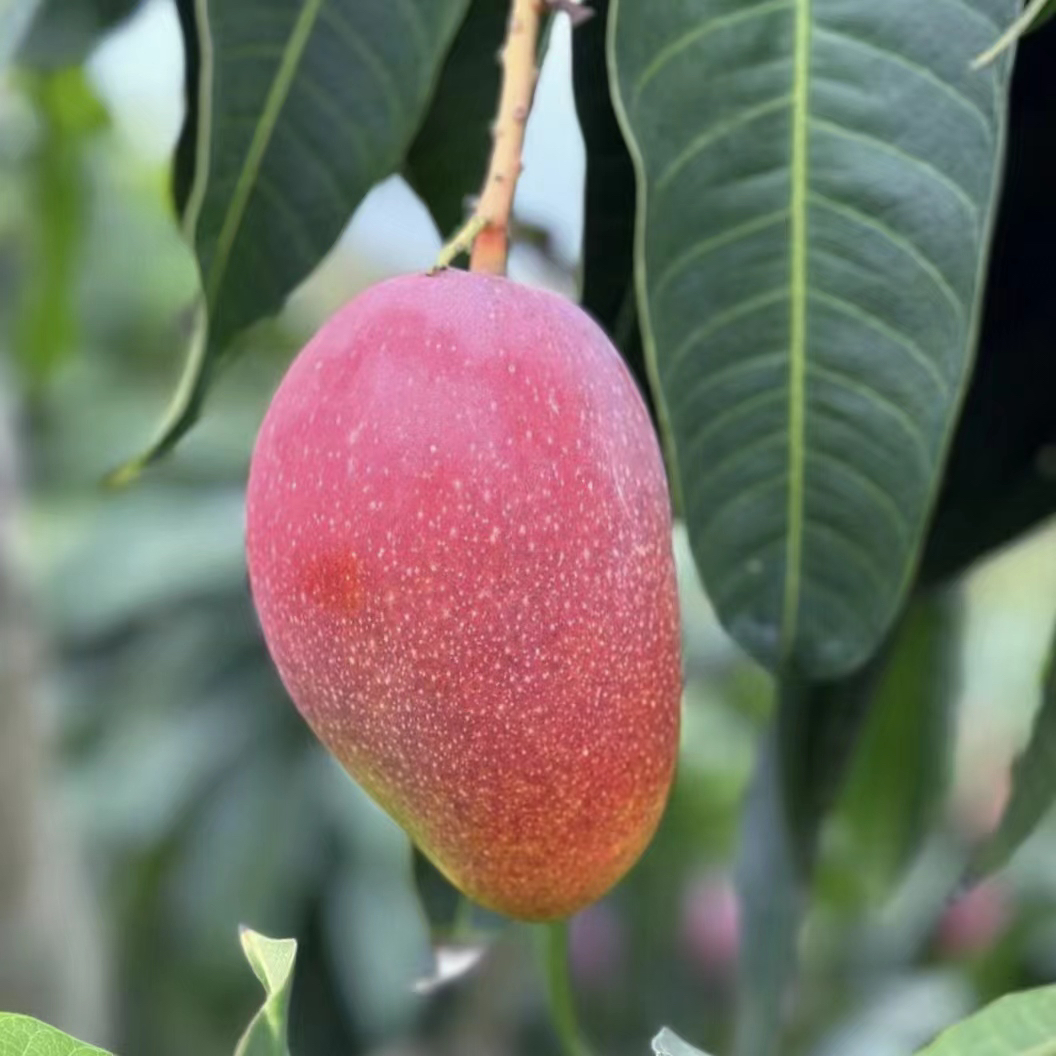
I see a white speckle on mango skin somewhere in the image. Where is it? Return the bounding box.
[245,269,683,921]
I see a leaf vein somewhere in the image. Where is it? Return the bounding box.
[631,0,794,108]
[692,473,787,551]
[204,0,326,307]
[652,209,791,300]
[808,362,933,473]
[804,519,890,594]
[295,71,372,165]
[691,427,787,493]
[656,95,793,192]
[809,116,981,223]
[666,288,789,379]
[317,5,407,125]
[783,0,811,653]
[682,388,786,459]
[809,288,951,397]
[809,191,966,322]
[810,447,912,543]
[936,0,1003,34]
[671,349,787,407]
[812,24,996,135]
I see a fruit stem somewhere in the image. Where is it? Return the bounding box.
[451,894,474,938]
[431,0,546,276]
[541,919,590,1056]
[469,0,542,275]
[429,215,490,275]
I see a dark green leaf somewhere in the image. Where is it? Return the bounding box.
[412,844,466,939]
[652,1028,713,1056]
[571,0,653,422]
[234,928,298,1056]
[171,0,199,219]
[734,730,806,1056]
[0,1014,111,1055]
[777,666,889,863]
[611,0,1016,678]
[919,21,1056,585]
[123,0,472,475]
[825,593,962,905]
[913,986,1056,1055]
[18,0,142,69]
[410,845,498,992]
[405,0,507,239]
[966,619,1056,883]
[736,656,890,1056]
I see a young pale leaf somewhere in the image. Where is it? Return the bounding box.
[0,1014,112,1055]
[233,928,298,1056]
[122,0,471,475]
[610,0,1017,679]
[974,0,1055,67]
[405,0,507,239]
[965,627,1056,883]
[652,1027,713,1056]
[913,986,1056,1055]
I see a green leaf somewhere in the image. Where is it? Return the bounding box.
[18,0,142,69]
[610,0,1017,678]
[409,846,498,993]
[973,0,1055,67]
[412,844,468,939]
[0,0,42,70]
[122,0,472,475]
[13,69,104,385]
[405,0,507,239]
[233,928,298,1056]
[735,731,805,1056]
[571,0,654,421]
[913,985,1056,1055]
[171,0,200,219]
[825,593,962,905]
[0,1014,112,1055]
[652,1028,713,1056]
[966,620,1056,883]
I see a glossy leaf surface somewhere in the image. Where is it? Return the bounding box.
[611,0,1017,677]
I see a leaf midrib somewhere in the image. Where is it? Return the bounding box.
[783,0,810,655]
[204,0,327,306]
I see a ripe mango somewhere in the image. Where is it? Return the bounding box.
[246,271,681,920]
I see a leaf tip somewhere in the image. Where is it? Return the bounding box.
[101,456,147,491]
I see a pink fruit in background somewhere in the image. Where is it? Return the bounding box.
[569,902,626,990]
[935,881,1009,958]
[682,872,740,977]
[246,270,682,921]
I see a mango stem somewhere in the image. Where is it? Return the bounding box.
[429,0,545,276]
[540,919,590,1056]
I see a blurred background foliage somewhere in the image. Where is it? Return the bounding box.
[1,3,1056,1056]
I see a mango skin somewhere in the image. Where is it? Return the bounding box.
[246,270,682,921]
